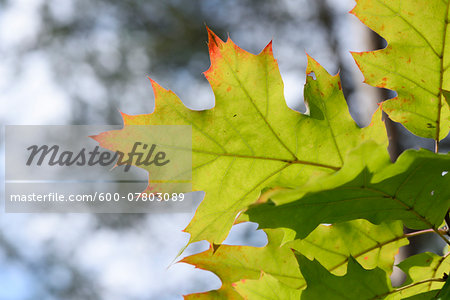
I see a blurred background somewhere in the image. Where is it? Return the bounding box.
[0,0,449,299]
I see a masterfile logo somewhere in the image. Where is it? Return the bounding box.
[5,125,193,213]
[26,142,170,171]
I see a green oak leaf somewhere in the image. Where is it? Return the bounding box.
[287,219,408,279]
[93,28,387,245]
[297,253,448,299]
[246,142,450,239]
[234,273,302,300]
[182,220,408,299]
[180,229,303,299]
[351,0,450,141]
[395,252,450,298]
[298,254,392,299]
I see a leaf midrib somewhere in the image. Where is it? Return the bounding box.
[436,0,450,142]
[192,148,341,170]
[428,255,447,291]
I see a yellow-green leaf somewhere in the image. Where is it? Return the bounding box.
[395,252,450,298]
[182,220,407,299]
[351,0,450,141]
[234,273,302,300]
[287,220,408,278]
[298,255,393,299]
[93,29,387,245]
[247,143,450,239]
[181,229,303,299]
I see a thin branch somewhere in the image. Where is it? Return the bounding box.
[405,228,450,246]
[405,228,438,238]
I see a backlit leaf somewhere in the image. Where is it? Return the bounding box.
[234,273,302,300]
[182,220,408,298]
[351,0,450,140]
[395,252,450,298]
[298,255,392,299]
[93,29,387,245]
[247,142,450,239]
[287,219,408,277]
[181,229,302,299]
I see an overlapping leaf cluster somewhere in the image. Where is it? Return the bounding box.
[94,0,450,298]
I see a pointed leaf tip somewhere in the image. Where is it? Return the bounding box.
[147,77,171,101]
[88,134,100,142]
[147,76,165,99]
[206,27,224,53]
[147,76,161,91]
[305,54,335,80]
[262,40,274,55]
[305,53,319,75]
[147,76,155,84]
[348,3,357,16]
[119,110,135,126]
